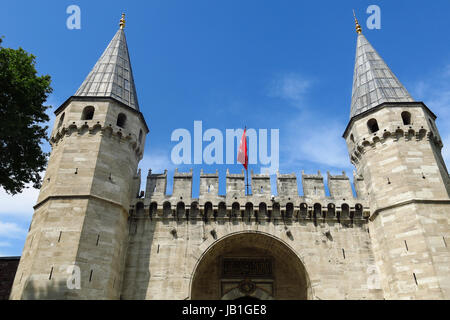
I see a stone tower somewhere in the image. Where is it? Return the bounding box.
[9,15,148,299]
[343,19,450,299]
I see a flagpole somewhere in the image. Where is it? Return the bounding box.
[238,125,250,195]
[245,126,249,196]
[246,167,249,196]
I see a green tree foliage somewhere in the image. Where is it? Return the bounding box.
[0,37,53,195]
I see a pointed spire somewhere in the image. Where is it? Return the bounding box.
[350,20,414,118]
[353,10,362,34]
[119,13,126,29]
[74,14,140,110]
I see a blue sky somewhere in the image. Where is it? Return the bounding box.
[1,0,450,256]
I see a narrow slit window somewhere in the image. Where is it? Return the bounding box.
[89,270,93,282]
[49,267,54,280]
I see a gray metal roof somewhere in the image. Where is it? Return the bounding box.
[350,34,413,118]
[75,28,140,110]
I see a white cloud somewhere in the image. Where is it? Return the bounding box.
[0,186,38,220]
[140,151,175,175]
[268,73,312,108]
[410,64,450,165]
[443,64,450,78]
[0,221,27,239]
[267,73,351,171]
[138,150,176,190]
[281,114,351,170]
[0,241,12,247]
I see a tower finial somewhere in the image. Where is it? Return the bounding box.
[119,13,126,30]
[353,10,362,34]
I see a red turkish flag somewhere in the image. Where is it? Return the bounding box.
[237,128,248,170]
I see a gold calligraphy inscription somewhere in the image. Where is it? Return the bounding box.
[222,258,273,278]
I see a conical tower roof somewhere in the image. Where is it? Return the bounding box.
[75,17,140,110]
[350,32,413,118]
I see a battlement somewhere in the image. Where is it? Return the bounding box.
[252,171,271,196]
[327,171,353,200]
[143,168,362,200]
[200,169,220,198]
[277,172,298,196]
[301,170,326,198]
[348,123,442,166]
[136,168,368,223]
[353,171,367,199]
[49,120,144,159]
[226,169,246,198]
[145,169,168,196]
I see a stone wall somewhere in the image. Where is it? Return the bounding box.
[122,213,382,300]
[0,257,20,300]
[344,102,450,299]
[9,98,147,300]
[121,168,381,300]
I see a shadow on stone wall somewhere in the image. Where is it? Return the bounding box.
[22,280,68,300]
[122,206,155,299]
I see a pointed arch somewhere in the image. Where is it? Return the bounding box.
[190,231,313,300]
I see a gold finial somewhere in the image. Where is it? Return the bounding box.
[119,13,126,29]
[353,10,362,34]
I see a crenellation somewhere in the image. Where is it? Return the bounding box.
[301,170,326,198]
[277,172,298,197]
[251,171,271,196]
[138,169,369,226]
[131,169,142,200]
[199,169,219,197]
[145,169,167,198]
[172,168,193,200]
[353,171,367,199]
[226,169,246,198]
[327,171,354,200]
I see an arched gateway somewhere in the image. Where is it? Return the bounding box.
[190,232,312,300]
